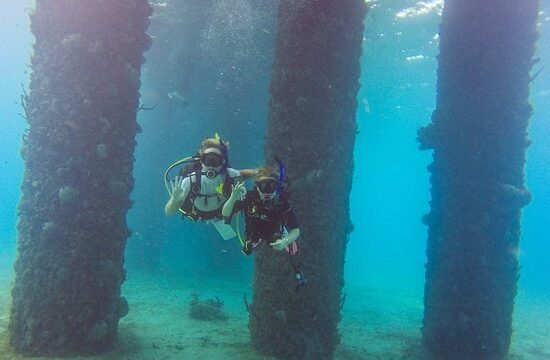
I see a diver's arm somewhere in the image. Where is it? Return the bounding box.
[271,207,300,250]
[221,199,236,218]
[283,208,300,245]
[164,176,189,216]
[164,197,181,216]
[285,228,300,245]
[271,228,300,250]
[239,168,259,179]
[222,181,246,218]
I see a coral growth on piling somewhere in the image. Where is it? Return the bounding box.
[9,0,151,355]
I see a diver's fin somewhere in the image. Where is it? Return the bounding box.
[211,219,237,240]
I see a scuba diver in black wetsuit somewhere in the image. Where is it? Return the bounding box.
[222,161,306,289]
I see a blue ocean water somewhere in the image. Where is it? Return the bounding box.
[346,0,550,298]
[1,0,549,358]
[346,2,440,292]
[0,1,33,259]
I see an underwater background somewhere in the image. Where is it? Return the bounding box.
[1,0,549,359]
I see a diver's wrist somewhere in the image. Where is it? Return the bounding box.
[229,192,241,201]
[172,193,184,203]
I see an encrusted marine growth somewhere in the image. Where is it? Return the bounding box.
[249,1,367,359]
[419,0,539,358]
[9,0,151,355]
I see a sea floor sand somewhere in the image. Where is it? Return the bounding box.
[0,257,548,360]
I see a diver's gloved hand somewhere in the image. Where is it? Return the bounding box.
[230,181,246,201]
[270,237,290,251]
[170,175,186,202]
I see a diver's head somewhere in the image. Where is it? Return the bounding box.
[201,147,224,168]
[199,135,229,177]
[255,167,279,207]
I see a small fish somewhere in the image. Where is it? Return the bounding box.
[216,183,224,194]
[166,90,187,104]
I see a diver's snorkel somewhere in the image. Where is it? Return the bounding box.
[218,140,230,172]
[274,156,286,202]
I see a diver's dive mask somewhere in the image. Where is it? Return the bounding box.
[257,179,277,208]
[257,179,277,193]
[200,152,225,168]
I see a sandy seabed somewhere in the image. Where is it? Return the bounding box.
[0,256,548,360]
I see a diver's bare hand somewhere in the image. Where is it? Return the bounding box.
[170,176,186,202]
[230,181,246,201]
[270,238,289,251]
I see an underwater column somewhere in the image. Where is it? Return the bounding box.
[249,1,367,359]
[9,0,151,355]
[418,0,539,358]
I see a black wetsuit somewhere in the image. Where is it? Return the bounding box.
[229,190,299,253]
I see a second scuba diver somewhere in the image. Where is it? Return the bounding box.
[222,162,306,288]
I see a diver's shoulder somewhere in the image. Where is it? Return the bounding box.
[182,175,192,185]
[277,193,292,210]
[226,168,241,178]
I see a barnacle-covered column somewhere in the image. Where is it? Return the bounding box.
[249,1,367,359]
[9,0,151,355]
[418,1,539,358]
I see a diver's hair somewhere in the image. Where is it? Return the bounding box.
[255,166,279,181]
[199,138,230,155]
